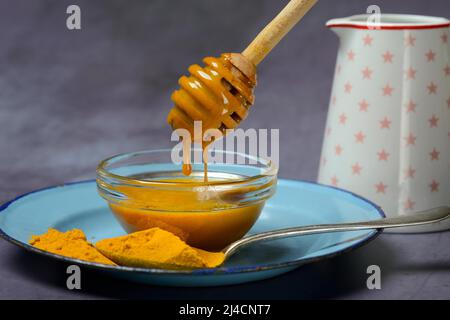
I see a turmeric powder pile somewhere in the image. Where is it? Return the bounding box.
[96,228,225,269]
[30,227,225,269]
[29,229,116,265]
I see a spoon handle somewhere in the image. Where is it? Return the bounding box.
[223,206,450,257]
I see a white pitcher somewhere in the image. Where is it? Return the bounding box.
[318,14,450,232]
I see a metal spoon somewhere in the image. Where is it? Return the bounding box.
[222,206,450,259]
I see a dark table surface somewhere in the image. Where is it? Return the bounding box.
[1,0,449,299]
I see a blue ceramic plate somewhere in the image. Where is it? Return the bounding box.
[0,179,384,287]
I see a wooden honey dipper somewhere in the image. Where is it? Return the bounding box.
[167,0,317,140]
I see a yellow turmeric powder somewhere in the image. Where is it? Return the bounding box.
[29,228,116,266]
[96,228,225,269]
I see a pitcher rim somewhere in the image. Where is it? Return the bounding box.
[327,14,450,30]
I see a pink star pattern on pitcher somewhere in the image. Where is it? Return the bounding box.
[382,51,394,63]
[404,34,416,46]
[318,26,450,218]
[429,148,440,161]
[427,82,438,94]
[375,182,387,194]
[354,131,366,143]
[339,113,347,125]
[404,133,416,146]
[404,198,415,211]
[428,115,439,128]
[405,66,417,80]
[379,117,391,129]
[331,175,339,186]
[442,32,448,44]
[444,65,450,76]
[363,34,373,46]
[425,50,436,62]
[335,144,343,156]
[362,67,373,79]
[347,50,355,61]
[377,149,390,161]
[344,82,352,93]
[351,162,362,175]
[382,84,394,96]
[404,166,416,179]
[359,99,369,112]
[429,179,439,192]
[405,100,417,113]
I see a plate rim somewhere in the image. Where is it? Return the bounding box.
[0,179,385,276]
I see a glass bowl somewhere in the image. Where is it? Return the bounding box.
[96,149,277,251]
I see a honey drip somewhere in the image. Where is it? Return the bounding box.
[181,142,209,182]
[202,143,209,182]
[182,163,192,176]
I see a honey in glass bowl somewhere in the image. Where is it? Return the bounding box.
[96,149,277,251]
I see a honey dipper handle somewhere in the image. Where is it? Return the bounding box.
[242,0,317,66]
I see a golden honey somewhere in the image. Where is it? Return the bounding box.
[108,177,267,251]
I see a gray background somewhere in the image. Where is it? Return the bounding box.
[1,0,449,299]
